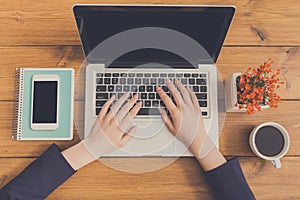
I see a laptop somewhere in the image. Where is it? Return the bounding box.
[73,5,235,157]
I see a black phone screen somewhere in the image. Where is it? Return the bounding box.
[32,81,58,123]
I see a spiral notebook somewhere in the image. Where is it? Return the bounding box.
[13,68,74,140]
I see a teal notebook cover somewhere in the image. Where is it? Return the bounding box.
[13,68,74,140]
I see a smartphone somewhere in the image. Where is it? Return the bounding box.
[31,74,59,130]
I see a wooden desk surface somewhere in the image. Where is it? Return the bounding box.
[1,0,300,199]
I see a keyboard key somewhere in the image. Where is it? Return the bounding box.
[104,78,111,84]
[162,85,168,92]
[96,78,103,84]
[112,78,118,84]
[117,93,124,99]
[116,85,122,92]
[160,73,167,77]
[131,85,138,92]
[192,86,199,92]
[96,86,106,92]
[196,93,207,99]
[137,108,159,115]
[136,73,143,77]
[200,74,207,78]
[96,108,101,115]
[202,111,208,116]
[188,78,195,85]
[96,93,108,100]
[176,74,183,78]
[192,73,198,77]
[128,73,135,77]
[109,93,116,98]
[199,101,207,107]
[143,78,149,84]
[120,78,126,84]
[181,78,187,84]
[96,100,106,107]
[145,73,151,77]
[148,93,155,99]
[139,86,145,92]
[152,73,159,77]
[96,73,103,77]
[141,93,147,99]
[168,73,175,77]
[120,73,127,77]
[123,85,130,92]
[144,100,151,107]
[196,79,206,85]
[135,78,142,84]
[150,78,157,84]
[127,78,134,84]
[108,85,114,92]
[156,93,160,99]
[112,73,119,77]
[200,86,207,92]
[105,73,111,77]
[184,73,191,77]
[158,78,165,84]
[146,86,153,92]
[152,100,159,107]
[160,101,165,107]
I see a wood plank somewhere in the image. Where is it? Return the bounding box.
[0,100,299,157]
[0,46,299,101]
[1,157,300,199]
[0,0,300,45]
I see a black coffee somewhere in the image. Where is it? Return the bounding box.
[255,126,285,157]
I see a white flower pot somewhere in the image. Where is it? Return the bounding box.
[225,73,269,112]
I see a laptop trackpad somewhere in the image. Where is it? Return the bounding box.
[128,120,174,155]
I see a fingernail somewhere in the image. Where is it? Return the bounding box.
[166,79,171,83]
[156,85,161,90]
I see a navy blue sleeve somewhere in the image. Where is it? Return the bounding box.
[204,157,255,200]
[0,144,76,200]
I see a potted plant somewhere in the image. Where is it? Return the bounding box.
[225,58,284,114]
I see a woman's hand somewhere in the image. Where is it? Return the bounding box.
[82,93,142,159]
[156,79,207,156]
[63,93,142,170]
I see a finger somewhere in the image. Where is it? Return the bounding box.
[121,126,138,145]
[187,87,199,107]
[166,79,183,107]
[106,93,130,122]
[175,79,192,105]
[98,95,115,121]
[120,101,142,131]
[115,93,139,123]
[156,85,177,112]
[158,108,176,134]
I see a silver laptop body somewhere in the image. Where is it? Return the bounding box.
[73,4,235,157]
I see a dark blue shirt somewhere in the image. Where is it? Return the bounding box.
[0,144,255,200]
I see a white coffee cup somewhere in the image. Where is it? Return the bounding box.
[249,122,290,169]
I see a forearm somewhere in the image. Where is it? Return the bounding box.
[195,145,227,172]
[62,141,96,170]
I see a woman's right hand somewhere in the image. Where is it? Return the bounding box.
[156,79,208,157]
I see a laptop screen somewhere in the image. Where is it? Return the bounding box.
[73,5,235,65]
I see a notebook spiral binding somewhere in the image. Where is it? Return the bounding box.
[12,68,24,140]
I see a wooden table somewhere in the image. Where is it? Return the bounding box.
[1,0,300,199]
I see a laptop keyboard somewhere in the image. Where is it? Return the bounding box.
[95,72,209,117]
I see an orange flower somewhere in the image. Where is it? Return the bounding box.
[236,58,284,114]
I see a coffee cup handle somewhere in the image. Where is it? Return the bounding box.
[271,159,281,169]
